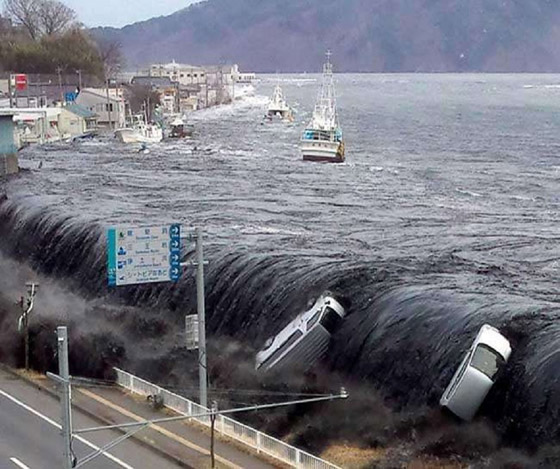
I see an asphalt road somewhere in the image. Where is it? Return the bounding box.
[0,368,185,469]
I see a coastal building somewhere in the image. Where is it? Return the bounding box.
[130,76,180,114]
[148,62,254,110]
[13,108,62,145]
[75,88,126,128]
[0,110,18,176]
[58,104,97,138]
[237,72,256,83]
[150,62,207,86]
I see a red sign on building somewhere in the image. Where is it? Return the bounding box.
[15,74,28,91]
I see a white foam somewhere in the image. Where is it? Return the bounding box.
[455,188,482,197]
[189,95,268,121]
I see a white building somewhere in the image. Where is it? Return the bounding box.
[58,104,97,138]
[75,88,126,128]
[149,62,253,109]
[12,108,62,144]
[150,61,207,86]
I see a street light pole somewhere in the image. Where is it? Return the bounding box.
[57,326,74,469]
[196,227,208,409]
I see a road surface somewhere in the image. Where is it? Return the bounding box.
[0,368,185,468]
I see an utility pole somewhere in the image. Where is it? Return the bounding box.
[18,282,38,371]
[105,79,113,131]
[210,401,217,468]
[8,74,13,108]
[56,67,64,103]
[115,81,121,127]
[57,326,74,469]
[205,73,209,108]
[75,70,82,92]
[196,227,208,409]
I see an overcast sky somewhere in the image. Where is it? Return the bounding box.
[64,0,199,28]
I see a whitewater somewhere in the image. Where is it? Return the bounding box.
[1,74,559,452]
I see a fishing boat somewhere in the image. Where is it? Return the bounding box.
[264,84,294,122]
[300,51,345,163]
[167,116,194,139]
[115,114,163,144]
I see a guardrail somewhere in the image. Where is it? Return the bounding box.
[114,368,340,469]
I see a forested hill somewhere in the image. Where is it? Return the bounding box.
[93,0,560,72]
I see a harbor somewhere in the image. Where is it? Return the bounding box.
[0,62,256,157]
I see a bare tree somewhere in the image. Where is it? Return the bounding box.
[97,37,124,78]
[36,0,77,36]
[3,0,77,39]
[3,0,40,39]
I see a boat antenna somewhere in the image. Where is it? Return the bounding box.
[313,50,337,129]
[323,50,333,80]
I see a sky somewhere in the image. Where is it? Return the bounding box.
[63,0,200,28]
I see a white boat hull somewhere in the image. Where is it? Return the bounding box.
[266,109,292,120]
[115,128,163,144]
[301,140,345,163]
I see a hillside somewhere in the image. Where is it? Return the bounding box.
[93,0,560,72]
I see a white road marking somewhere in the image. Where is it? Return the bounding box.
[0,389,134,469]
[9,457,30,469]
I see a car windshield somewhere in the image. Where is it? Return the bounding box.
[471,344,504,380]
[319,307,342,333]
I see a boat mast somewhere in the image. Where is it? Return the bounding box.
[313,50,338,130]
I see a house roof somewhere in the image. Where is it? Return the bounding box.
[131,76,174,88]
[65,103,96,119]
[151,61,203,70]
[79,88,122,103]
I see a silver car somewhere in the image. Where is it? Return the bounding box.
[440,324,511,421]
[255,293,346,372]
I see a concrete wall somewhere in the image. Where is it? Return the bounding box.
[0,154,18,176]
[0,116,18,176]
[0,116,16,154]
[75,91,126,128]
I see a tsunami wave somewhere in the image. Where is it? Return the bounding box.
[0,195,559,450]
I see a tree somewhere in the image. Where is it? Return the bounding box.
[126,84,161,120]
[3,0,40,39]
[96,37,124,78]
[3,0,77,39]
[0,28,105,76]
[36,0,77,36]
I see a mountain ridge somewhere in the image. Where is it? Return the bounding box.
[92,0,560,72]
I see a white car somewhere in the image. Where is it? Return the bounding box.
[440,324,511,421]
[255,293,346,372]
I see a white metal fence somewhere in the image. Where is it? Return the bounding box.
[114,368,340,469]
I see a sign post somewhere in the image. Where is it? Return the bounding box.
[107,223,208,408]
[195,227,207,409]
[15,74,28,91]
[107,224,181,287]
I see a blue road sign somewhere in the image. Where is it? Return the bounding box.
[107,223,181,286]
